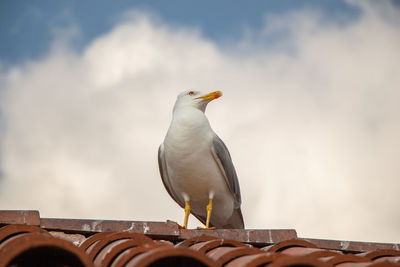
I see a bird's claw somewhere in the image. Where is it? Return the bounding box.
[166,220,186,229]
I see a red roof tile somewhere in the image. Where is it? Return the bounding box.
[0,210,399,267]
[0,230,93,267]
[206,246,262,266]
[262,239,318,252]
[225,253,278,267]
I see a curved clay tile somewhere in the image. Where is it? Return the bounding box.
[175,235,219,248]
[280,246,342,258]
[86,232,154,261]
[124,246,219,267]
[372,256,400,264]
[110,245,158,267]
[268,255,330,267]
[190,238,248,254]
[357,249,400,260]
[368,262,400,267]
[94,239,136,266]
[225,253,278,267]
[0,224,50,243]
[319,254,371,265]
[0,232,93,267]
[94,238,171,267]
[206,246,263,265]
[263,239,318,252]
[153,239,174,247]
[80,232,114,251]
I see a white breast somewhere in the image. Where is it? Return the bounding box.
[163,107,234,220]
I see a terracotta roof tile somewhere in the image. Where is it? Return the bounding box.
[85,232,154,262]
[206,246,262,265]
[110,245,156,267]
[0,210,399,267]
[279,246,343,257]
[176,235,219,248]
[0,231,93,267]
[262,238,318,252]
[320,254,371,265]
[373,256,400,264]
[358,250,400,260]
[268,255,332,267]
[225,253,278,267]
[0,224,51,242]
[190,239,248,254]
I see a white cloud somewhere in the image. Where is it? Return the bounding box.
[1,1,399,242]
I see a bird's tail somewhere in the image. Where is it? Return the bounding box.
[222,208,245,229]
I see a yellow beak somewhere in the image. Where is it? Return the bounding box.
[196,91,223,101]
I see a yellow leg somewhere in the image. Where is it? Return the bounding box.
[205,199,213,228]
[183,201,191,229]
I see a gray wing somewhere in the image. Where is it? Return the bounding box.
[158,144,185,209]
[211,135,242,208]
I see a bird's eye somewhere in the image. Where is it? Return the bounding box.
[188,91,195,96]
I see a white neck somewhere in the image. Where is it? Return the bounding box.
[165,106,213,149]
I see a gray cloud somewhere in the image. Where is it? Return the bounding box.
[1,1,399,242]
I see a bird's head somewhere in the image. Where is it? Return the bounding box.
[173,90,222,113]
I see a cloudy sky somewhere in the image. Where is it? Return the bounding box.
[1,0,399,243]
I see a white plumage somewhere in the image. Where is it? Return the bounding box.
[158,90,244,229]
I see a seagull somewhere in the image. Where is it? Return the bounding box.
[158,90,244,229]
